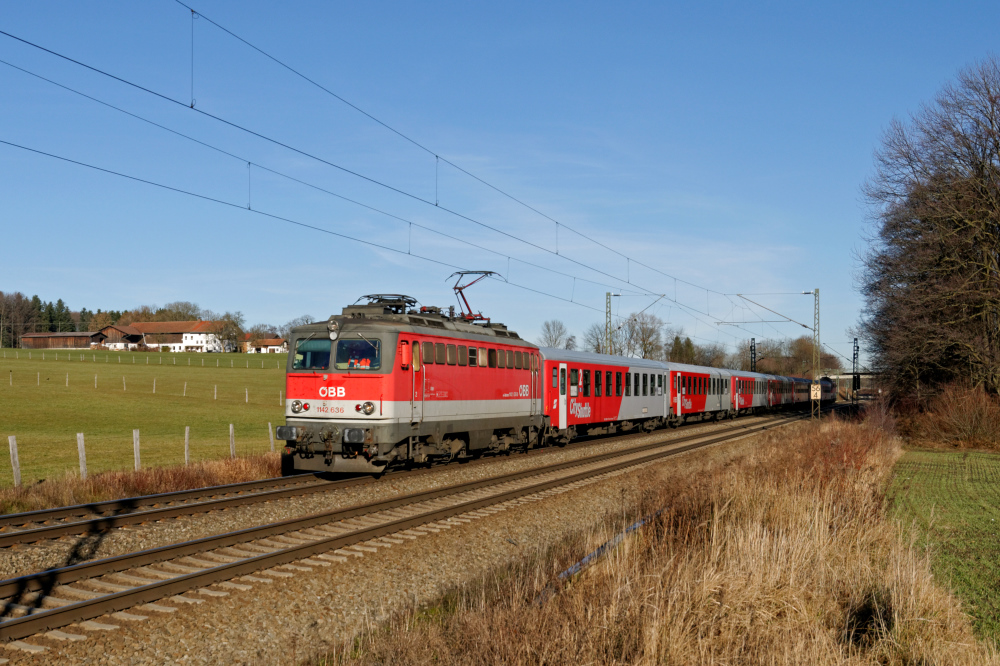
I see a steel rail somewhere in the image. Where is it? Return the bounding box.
[0,474,323,528]
[0,412,794,547]
[0,412,809,641]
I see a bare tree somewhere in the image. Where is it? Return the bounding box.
[583,323,606,353]
[280,315,314,340]
[210,311,246,352]
[538,320,569,348]
[861,57,1000,397]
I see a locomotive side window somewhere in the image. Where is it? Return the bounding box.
[446,344,457,365]
[506,350,514,368]
[583,370,590,397]
[615,372,622,396]
[595,371,602,397]
[625,372,631,396]
[606,371,612,396]
[422,342,434,365]
[488,349,497,368]
[514,351,522,369]
[335,339,381,370]
[292,338,332,370]
[457,345,467,366]
[496,349,506,369]
[435,343,447,365]
[468,346,477,367]
[478,347,489,367]
[552,367,558,388]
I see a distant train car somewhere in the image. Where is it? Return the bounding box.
[276,294,834,476]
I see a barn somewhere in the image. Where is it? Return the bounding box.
[20,331,107,349]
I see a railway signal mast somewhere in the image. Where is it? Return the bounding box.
[805,289,820,418]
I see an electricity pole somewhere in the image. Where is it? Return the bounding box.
[852,337,860,406]
[605,292,612,355]
[808,288,820,418]
[750,338,756,372]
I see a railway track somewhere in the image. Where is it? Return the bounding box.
[0,410,812,646]
[0,412,787,548]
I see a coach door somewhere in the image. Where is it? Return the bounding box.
[529,353,537,416]
[558,363,568,429]
[410,341,424,424]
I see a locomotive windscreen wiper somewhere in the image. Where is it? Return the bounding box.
[356,332,378,351]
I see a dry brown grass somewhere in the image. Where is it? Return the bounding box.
[901,384,1000,449]
[319,414,997,665]
[0,453,280,515]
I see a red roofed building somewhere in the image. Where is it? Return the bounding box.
[246,337,287,354]
[126,321,228,352]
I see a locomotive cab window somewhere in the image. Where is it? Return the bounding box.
[334,338,381,370]
[292,338,332,371]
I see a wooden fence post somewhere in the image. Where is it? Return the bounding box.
[183,381,187,397]
[214,385,217,400]
[153,378,156,394]
[65,373,68,387]
[77,433,87,480]
[229,424,235,459]
[245,388,248,403]
[268,422,274,452]
[184,426,190,465]
[8,436,20,487]
[133,429,140,470]
[123,376,126,392]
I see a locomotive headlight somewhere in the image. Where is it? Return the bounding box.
[362,401,375,415]
[291,400,303,414]
[327,318,339,340]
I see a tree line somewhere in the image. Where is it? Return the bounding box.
[537,314,840,378]
[859,56,1000,399]
[0,291,313,351]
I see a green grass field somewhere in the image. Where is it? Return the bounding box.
[0,348,288,487]
[889,448,1000,641]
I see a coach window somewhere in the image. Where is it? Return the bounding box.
[606,371,613,397]
[615,372,622,396]
[570,369,579,388]
[552,367,558,388]
[625,372,631,396]
[488,349,497,368]
[514,351,522,369]
[658,375,663,395]
[468,346,477,367]
[422,342,434,365]
[583,370,591,397]
[446,344,457,365]
[478,347,489,367]
[595,372,602,397]
[560,367,566,395]
[457,345,467,366]
[496,349,506,369]
[642,373,648,396]
[634,373,640,397]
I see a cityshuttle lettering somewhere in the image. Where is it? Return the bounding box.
[569,400,591,418]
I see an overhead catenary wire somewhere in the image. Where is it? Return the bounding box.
[0,57,653,300]
[0,28,791,348]
[0,137,618,320]
[170,0,745,301]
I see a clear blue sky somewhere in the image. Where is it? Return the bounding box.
[2,1,997,363]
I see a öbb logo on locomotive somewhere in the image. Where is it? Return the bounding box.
[275,294,836,476]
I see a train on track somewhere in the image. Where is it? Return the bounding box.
[276,293,835,475]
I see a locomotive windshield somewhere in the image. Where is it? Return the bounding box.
[335,338,381,370]
[292,338,332,370]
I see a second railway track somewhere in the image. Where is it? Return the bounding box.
[0,411,812,644]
